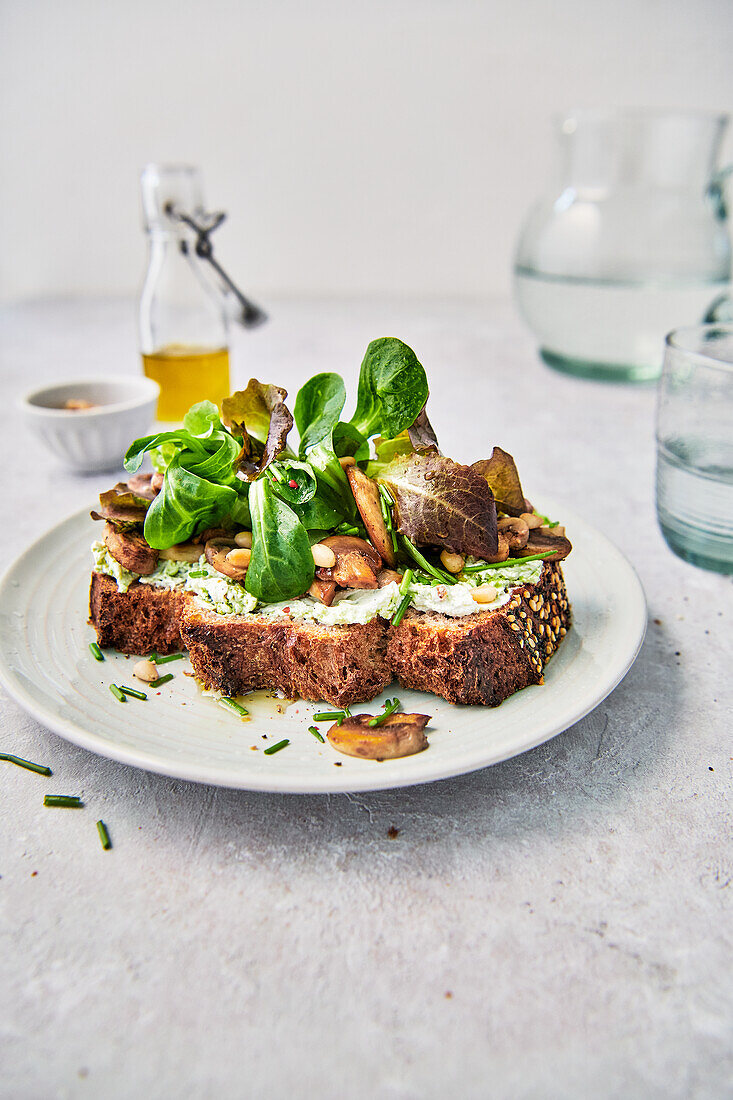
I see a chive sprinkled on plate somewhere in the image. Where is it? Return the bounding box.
[0,753,52,777]
[313,710,346,723]
[217,697,249,717]
[119,685,147,701]
[44,794,84,808]
[368,698,401,727]
[109,684,126,703]
[263,739,289,755]
[150,673,174,687]
[153,652,184,665]
[96,820,112,849]
[308,726,325,742]
[88,641,104,662]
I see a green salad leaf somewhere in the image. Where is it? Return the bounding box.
[246,478,315,602]
[143,462,238,549]
[223,380,294,480]
[349,338,429,441]
[295,373,346,456]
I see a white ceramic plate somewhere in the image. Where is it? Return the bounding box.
[0,505,645,793]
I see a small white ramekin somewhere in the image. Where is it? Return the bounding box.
[19,376,160,474]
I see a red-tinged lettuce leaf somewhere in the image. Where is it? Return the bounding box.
[378,453,498,559]
[222,379,294,482]
[407,405,440,453]
[471,447,526,516]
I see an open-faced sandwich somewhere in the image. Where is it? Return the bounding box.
[89,337,571,708]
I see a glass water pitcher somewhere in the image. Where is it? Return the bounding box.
[514,109,732,382]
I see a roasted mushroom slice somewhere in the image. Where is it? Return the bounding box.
[346,466,397,567]
[525,528,573,562]
[319,535,382,590]
[308,578,337,606]
[496,515,530,551]
[159,542,203,563]
[103,522,159,575]
[376,568,403,588]
[327,713,430,760]
[204,538,249,581]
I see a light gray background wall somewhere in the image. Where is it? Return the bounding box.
[1,0,732,302]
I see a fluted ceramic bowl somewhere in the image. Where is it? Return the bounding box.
[20,376,160,474]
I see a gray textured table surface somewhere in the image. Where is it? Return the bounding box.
[1,299,731,1100]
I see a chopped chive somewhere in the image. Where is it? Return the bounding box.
[0,753,52,777]
[263,739,290,755]
[268,465,284,482]
[313,710,346,722]
[399,568,413,596]
[148,651,159,661]
[462,551,556,573]
[109,684,126,703]
[217,697,249,717]
[401,536,456,585]
[368,698,402,727]
[150,673,174,687]
[118,685,147,701]
[153,652,184,665]
[44,794,84,808]
[378,483,395,505]
[391,592,411,627]
[89,641,104,662]
[309,725,325,742]
[96,820,112,850]
[188,569,207,578]
[337,524,361,536]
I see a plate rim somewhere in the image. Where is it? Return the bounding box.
[0,505,647,793]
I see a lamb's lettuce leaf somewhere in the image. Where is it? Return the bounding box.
[246,478,315,602]
[295,373,346,456]
[349,338,429,441]
[143,461,238,549]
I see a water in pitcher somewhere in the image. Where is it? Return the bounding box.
[515,271,726,382]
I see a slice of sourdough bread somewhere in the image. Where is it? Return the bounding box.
[89,562,570,707]
[387,562,570,706]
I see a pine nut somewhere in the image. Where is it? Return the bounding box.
[440,550,465,573]
[234,530,253,548]
[134,659,159,683]
[520,512,543,529]
[311,543,337,568]
[226,548,251,568]
[338,456,356,469]
[471,584,498,605]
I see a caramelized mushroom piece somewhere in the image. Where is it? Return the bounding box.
[376,568,403,588]
[484,533,510,564]
[346,466,397,567]
[497,515,530,551]
[103,522,159,575]
[308,578,337,605]
[318,535,382,590]
[204,538,248,580]
[526,528,573,562]
[159,542,203,563]
[327,713,430,761]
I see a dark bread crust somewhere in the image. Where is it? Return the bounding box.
[89,573,185,656]
[387,562,570,705]
[89,562,570,707]
[180,604,391,706]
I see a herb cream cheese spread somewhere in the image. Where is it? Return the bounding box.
[92,543,544,625]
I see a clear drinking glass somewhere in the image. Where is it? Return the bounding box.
[515,109,732,383]
[656,325,733,573]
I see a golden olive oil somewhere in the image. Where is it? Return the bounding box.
[142,344,230,422]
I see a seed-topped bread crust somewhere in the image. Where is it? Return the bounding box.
[386,562,570,706]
